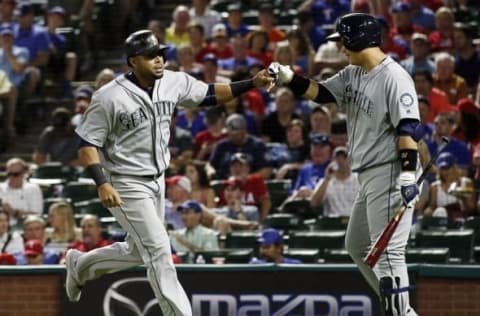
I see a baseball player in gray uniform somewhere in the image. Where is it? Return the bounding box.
[269,13,422,316]
[65,29,272,316]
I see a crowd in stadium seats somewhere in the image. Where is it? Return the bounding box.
[1,0,480,265]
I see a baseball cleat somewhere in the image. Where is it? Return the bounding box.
[65,249,83,302]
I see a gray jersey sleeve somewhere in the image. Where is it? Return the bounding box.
[75,95,112,147]
[320,67,351,103]
[176,72,209,108]
[385,70,420,127]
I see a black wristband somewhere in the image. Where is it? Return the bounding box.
[230,79,254,97]
[288,73,310,96]
[86,163,107,187]
[399,149,417,172]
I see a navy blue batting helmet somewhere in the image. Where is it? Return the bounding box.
[125,30,167,64]
[326,13,381,52]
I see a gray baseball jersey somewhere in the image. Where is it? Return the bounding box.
[75,70,208,176]
[322,56,420,171]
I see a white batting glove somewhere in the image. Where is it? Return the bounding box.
[268,62,294,84]
[398,171,419,207]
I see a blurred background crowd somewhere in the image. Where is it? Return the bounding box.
[0,0,480,266]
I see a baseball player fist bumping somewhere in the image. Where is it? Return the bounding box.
[265,13,421,316]
[268,62,294,84]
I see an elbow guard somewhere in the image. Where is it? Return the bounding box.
[199,84,217,107]
[397,119,425,142]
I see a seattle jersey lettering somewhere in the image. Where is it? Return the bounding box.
[118,108,148,131]
[343,84,374,118]
[154,101,175,116]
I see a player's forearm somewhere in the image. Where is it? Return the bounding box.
[78,146,101,167]
[398,135,418,150]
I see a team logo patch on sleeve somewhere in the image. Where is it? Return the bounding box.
[400,93,414,107]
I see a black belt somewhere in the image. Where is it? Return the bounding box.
[110,172,163,180]
[352,159,397,174]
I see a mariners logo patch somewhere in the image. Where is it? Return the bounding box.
[400,93,414,107]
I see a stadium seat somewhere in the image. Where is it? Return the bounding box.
[266,179,292,210]
[406,247,450,264]
[193,248,254,264]
[474,246,480,263]
[416,229,475,263]
[63,181,98,203]
[315,216,350,230]
[281,199,317,219]
[264,213,302,232]
[74,198,111,218]
[419,216,449,230]
[225,230,260,249]
[31,162,77,182]
[323,249,353,263]
[284,248,319,263]
[288,230,346,255]
[464,216,480,245]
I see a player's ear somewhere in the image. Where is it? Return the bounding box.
[128,56,136,68]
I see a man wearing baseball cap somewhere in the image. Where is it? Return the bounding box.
[169,200,219,263]
[249,228,301,264]
[310,146,359,217]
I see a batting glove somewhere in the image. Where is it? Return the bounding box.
[268,62,294,84]
[398,171,419,207]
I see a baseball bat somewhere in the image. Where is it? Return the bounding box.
[364,136,450,268]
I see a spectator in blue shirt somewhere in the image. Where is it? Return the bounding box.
[296,10,326,51]
[409,0,436,32]
[292,132,332,194]
[208,113,271,179]
[218,35,261,77]
[249,228,301,264]
[427,112,471,171]
[224,3,250,38]
[14,3,51,98]
[299,0,350,27]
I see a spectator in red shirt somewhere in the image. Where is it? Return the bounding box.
[247,30,273,68]
[67,214,113,253]
[194,106,226,161]
[433,52,469,105]
[413,69,454,122]
[428,7,455,54]
[220,153,272,221]
[207,23,233,60]
[188,23,210,63]
[257,3,285,44]
[377,15,408,61]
